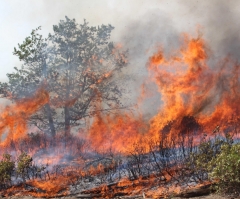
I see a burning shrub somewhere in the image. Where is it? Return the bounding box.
[0,154,15,188]
[208,143,240,195]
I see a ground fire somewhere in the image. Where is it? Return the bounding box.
[0,30,239,198]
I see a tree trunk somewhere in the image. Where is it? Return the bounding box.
[43,58,56,137]
[45,103,56,137]
[64,62,71,139]
[64,106,71,137]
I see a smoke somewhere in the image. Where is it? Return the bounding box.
[1,0,240,79]
[115,10,180,118]
[178,0,240,60]
[111,1,240,119]
[1,0,240,150]
[116,0,240,69]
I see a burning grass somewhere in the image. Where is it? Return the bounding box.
[0,32,240,198]
[0,130,238,198]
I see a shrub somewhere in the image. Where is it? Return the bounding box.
[186,137,224,182]
[16,152,33,183]
[0,152,48,189]
[208,143,240,194]
[0,154,15,188]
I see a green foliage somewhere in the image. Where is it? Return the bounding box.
[188,141,213,172]
[0,152,49,189]
[208,143,240,194]
[188,132,240,194]
[1,16,128,137]
[16,152,33,182]
[13,26,46,62]
[186,137,224,182]
[9,26,48,99]
[0,154,15,187]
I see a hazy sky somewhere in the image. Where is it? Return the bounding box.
[1,0,240,82]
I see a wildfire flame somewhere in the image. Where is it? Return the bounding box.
[0,32,239,155]
[0,31,240,198]
[88,32,240,152]
[147,33,240,138]
[89,113,148,153]
[0,88,49,146]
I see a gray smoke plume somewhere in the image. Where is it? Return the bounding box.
[112,1,240,119]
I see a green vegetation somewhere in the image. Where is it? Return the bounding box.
[0,154,14,188]
[188,132,240,195]
[0,152,47,189]
[208,142,240,194]
[16,152,33,184]
[186,136,224,182]
[0,16,128,138]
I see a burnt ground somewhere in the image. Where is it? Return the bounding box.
[0,183,236,199]
[0,194,234,199]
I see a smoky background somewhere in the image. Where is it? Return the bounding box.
[1,0,240,119]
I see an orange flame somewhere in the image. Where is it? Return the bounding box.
[0,88,49,146]
[0,30,239,198]
[89,113,148,153]
[89,32,240,152]
[147,33,239,139]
